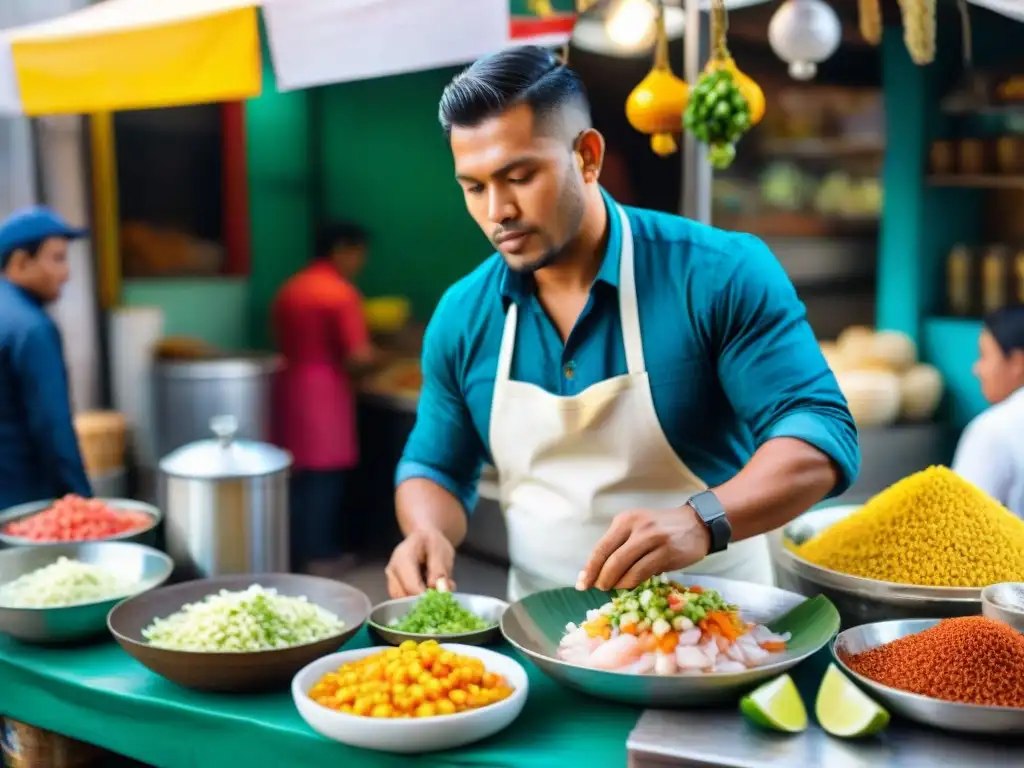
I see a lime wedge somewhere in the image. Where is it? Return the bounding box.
[739,674,808,733]
[816,663,890,738]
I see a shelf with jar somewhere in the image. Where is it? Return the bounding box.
[927,134,1024,188]
[940,242,1024,321]
[712,82,883,239]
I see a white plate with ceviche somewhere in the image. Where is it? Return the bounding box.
[292,641,528,753]
[107,573,371,692]
[0,542,172,644]
[501,573,840,707]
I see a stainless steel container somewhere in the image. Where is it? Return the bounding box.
[153,352,281,460]
[158,415,292,578]
[771,504,981,628]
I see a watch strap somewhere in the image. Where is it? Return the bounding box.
[687,490,732,554]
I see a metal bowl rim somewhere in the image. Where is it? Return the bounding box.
[0,541,174,613]
[0,498,163,546]
[980,583,1024,616]
[499,586,840,679]
[832,618,1024,715]
[777,507,984,602]
[106,576,373,657]
[367,593,508,639]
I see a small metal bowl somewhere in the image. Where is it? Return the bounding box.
[833,618,1024,735]
[0,541,173,645]
[0,498,162,548]
[368,593,508,646]
[982,583,1024,633]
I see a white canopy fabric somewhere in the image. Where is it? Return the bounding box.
[971,0,1024,23]
[263,0,510,92]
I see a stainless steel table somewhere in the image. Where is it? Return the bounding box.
[627,651,1024,767]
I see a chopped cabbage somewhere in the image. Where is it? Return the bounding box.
[0,556,135,608]
[142,584,345,652]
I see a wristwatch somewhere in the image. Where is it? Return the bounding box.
[686,490,732,554]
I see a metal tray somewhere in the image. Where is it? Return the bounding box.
[772,505,981,627]
[833,618,1024,735]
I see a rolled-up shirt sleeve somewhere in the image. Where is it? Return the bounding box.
[712,234,860,497]
[12,322,92,498]
[395,291,486,514]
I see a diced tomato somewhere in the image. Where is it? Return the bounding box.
[658,633,679,653]
[1,494,151,543]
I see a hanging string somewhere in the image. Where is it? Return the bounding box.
[710,0,730,62]
[653,2,669,71]
[956,0,972,67]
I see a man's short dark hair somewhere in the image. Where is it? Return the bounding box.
[438,45,590,140]
[986,304,1024,356]
[0,239,44,271]
[315,222,367,260]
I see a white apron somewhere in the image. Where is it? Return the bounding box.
[489,204,774,602]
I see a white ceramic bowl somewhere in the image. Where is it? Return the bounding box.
[291,643,529,753]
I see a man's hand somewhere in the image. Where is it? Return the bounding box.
[385,527,457,598]
[576,506,711,592]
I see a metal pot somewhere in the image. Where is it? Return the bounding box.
[153,352,281,462]
[158,415,292,578]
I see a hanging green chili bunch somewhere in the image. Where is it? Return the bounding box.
[682,0,752,169]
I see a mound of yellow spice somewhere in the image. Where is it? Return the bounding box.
[796,466,1024,587]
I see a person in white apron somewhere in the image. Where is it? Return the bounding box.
[384,46,859,602]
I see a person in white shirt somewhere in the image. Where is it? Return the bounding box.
[952,305,1024,515]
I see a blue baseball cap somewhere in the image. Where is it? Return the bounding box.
[0,206,87,267]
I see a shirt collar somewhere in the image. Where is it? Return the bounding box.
[0,278,43,307]
[499,187,622,305]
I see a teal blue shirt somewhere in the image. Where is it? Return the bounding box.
[397,192,860,514]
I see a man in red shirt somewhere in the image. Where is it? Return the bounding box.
[271,223,380,575]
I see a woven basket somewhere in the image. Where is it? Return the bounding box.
[74,411,127,478]
[1,719,104,768]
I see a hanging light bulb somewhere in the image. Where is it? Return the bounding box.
[606,0,658,48]
[572,0,685,58]
[767,0,842,81]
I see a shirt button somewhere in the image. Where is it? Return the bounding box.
[564,361,576,379]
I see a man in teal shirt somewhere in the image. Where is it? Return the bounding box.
[386,46,859,601]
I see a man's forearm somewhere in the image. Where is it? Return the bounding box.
[711,437,838,541]
[396,478,468,546]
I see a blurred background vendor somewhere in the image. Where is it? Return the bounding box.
[0,206,92,508]
[952,304,1024,516]
[272,222,385,575]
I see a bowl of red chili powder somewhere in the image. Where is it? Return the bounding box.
[834,617,1024,735]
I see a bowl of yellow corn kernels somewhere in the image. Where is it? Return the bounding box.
[292,639,528,753]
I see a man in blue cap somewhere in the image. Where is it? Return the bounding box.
[0,206,93,507]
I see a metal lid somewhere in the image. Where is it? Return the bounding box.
[158,415,292,480]
[155,352,283,380]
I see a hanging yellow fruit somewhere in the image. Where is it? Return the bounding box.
[704,56,766,126]
[625,6,689,157]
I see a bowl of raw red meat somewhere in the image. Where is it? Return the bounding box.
[0,495,161,548]
[500,573,840,707]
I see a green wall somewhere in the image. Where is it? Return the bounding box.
[877,14,1024,428]
[246,54,313,350]
[317,68,491,319]
[121,278,249,350]
[241,64,491,346]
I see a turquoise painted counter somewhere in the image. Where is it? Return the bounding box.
[0,628,639,768]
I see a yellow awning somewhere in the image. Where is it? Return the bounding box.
[5,0,261,116]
